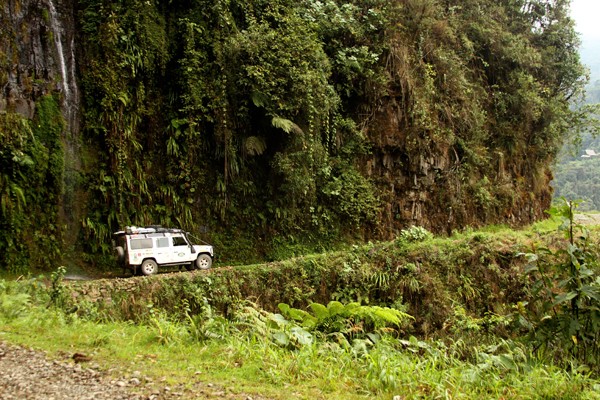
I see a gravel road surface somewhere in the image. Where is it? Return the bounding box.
[0,341,148,399]
[0,341,263,400]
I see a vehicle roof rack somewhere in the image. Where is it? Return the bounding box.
[120,225,186,234]
[113,225,191,236]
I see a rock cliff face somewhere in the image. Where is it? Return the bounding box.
[1,0,82,256]
[364,98,551,237]
[1,0,79,131]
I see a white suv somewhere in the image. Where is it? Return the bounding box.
[113,226,214,276]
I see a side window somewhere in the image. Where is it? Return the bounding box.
[172,236,188,247]
[130,238,153,250]
[156,237,169,248]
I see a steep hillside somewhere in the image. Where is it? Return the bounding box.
[0,0,590,271]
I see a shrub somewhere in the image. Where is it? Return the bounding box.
[398,226,433,243]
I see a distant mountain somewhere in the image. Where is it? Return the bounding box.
[580,38,600,102]
[552,156,600,211]
[551,36,600,208]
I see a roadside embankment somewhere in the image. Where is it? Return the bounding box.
[66,229,541,336]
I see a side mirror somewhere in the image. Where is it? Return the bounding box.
[186,233,196,253]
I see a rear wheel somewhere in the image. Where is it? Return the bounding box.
[195,254,212,270]
[140,259,158,276]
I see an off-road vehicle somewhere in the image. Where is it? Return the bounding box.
[113,226,214,276]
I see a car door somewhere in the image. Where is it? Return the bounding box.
[171,235,193,263]
[154,236,172,264]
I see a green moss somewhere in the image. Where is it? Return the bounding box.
[0,95,66,272]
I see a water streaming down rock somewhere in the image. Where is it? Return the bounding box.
[1,0,80,135]
[47,0,79,135]
[1,0,78,127]
[46,0,83,251]
[49,0,68,96]
[1,0,83,250]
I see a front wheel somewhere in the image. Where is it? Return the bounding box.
[140,259,158,276]
[195,254,212,270]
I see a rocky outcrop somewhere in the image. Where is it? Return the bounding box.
[1,0,83,257]
[1,0,79,132]
[364,98,552,237]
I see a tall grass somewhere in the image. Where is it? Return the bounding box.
[2,218,600,398]
[1,278,599,399]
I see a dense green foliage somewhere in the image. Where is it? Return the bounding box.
[2,221,600,398]
[0,95,65,272]
[61,225,529,339]
[76,0,387,262]
[3,286,599,399]
[519,201,600,369]
[0,0,593,269]
[68,0,589,266]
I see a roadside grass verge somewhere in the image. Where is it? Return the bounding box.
[2,217,600,398]
[1,282,600,399]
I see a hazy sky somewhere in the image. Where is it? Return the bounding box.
[571,0,600,40]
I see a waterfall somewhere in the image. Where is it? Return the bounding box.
[47,0,79,134]
[48,0,68,96]
[47,0,82,252]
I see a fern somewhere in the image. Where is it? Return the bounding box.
[0,281,32,321]
[326,300,345,316]
[244,136,266,156]
[271,116,302,135]
[279,300,413,339]
[250,91,269,108]
[309,302,328,320]
[279,303,316,326]
[368,306,408,328]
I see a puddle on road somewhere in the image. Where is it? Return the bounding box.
[63,263,108,281]
[64,274,92,281]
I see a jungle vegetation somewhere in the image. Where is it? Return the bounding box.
[2,1,600,396]
[0,0,594,271]
[1,205,600,398]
